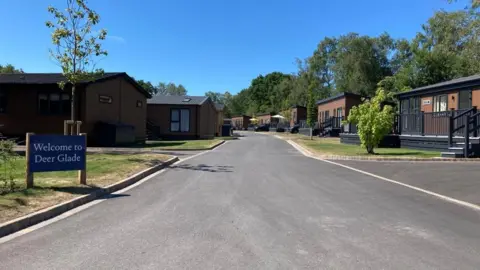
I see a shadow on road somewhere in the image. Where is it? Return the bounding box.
[50,186,131,200]
[170,164,234,173]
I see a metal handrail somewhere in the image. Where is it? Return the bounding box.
[452,107,475,120]
[452,123,466,133]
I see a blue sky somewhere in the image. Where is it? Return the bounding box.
[0,0,468,95]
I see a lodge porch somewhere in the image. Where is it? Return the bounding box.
[340,107,480,158]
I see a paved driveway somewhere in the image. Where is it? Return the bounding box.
[332,160,480,206]
[1,132,480,269]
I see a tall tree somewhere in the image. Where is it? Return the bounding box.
[309,37,337,92]
[136,80,157,95]
[333,33,394,96]
[46,0,107,124]
[0,64,23,73]
[165,82,187,96]
[306,77,317,128]
[157,82,167,95]
[382,6,480,93]
[248,72,291,114]
[205,91,225,103]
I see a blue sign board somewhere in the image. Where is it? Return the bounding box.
[29,135,86,173]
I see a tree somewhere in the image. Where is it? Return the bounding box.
[247,72,291,113]
[306,77,317,128]
[333,33,394,96]
[157,82,167,95]
[381,6,480,93]
[205,91,225,103]
[0,64,23,73]
[136,80,157,95]
[164,83,187,96]
[347,88,394,154]
[46,0,107,124]
[309,37,337,93]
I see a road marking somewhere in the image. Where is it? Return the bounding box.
[286,140,480,212]
[0,143,228,244]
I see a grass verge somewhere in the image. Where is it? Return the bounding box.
[276,133,440,158]
[138,139,224,150]
[0,153,171,223]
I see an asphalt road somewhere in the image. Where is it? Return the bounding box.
[1,132,480,269]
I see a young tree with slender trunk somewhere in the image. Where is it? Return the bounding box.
[46,0,107,128]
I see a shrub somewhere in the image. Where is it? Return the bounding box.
[347,88,394,154]
[0,140,18,193]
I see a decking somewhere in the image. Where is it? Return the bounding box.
[340,107,480,158]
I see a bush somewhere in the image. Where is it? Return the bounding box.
[347,88,394,154]
[0,140,18,194]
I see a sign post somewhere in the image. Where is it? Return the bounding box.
[25,133,34,189]
[25,134,87,187]
[78,133,87,185]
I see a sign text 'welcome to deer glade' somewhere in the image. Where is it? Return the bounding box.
[28,135,86,172]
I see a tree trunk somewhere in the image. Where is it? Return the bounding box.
[71,84,76,121]
[367,145,375,154]
[70,84,76,135]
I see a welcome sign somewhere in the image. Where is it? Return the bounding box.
[28,135,86,172]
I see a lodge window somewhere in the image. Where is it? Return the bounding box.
[0,90,7,113]
[170,109,190,132]
[400,99,409,114]
[409,97,420,114]
[336,107,343,118]
[433,95,448,112]
[38,93,71,115]
[458,90,472,110]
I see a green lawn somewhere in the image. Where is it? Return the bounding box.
[0,153,171,223]
[295,137,440,158]
[139,139,224,150]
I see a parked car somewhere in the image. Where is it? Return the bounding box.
[254,124,270,132]
[290,125,300,134]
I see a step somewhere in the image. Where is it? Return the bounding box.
[448,147,465,154]
[441,152,465,158]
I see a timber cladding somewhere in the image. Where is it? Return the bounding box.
[316,93,363,124]
[318,98,345,124]
[0,73,150,143]
[146,98,217,139]
[231,115,251,130]
[255,113,272,125]
[473,89,480,108]
[0,84,82,135]
[84,77,147,141]
[290,106,306,126]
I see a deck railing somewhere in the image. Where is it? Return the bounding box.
[398,109,474,137]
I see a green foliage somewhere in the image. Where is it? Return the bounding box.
[46,0,107,120]
[0,140,18,194]
[205,91,226,103]
[382,6,480,93]
[227,4,479,117]
[306,78,317,127]
[347,89,394,154]
[135,80,188,96]
[333,33,394,96]
[0,64,23,73]
[166,83,187,96]
[136,80,157,95]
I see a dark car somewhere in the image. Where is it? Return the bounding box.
[254,124,270,132]
[290,125,300,134]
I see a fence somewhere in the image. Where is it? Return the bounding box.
[399,109,472,137]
